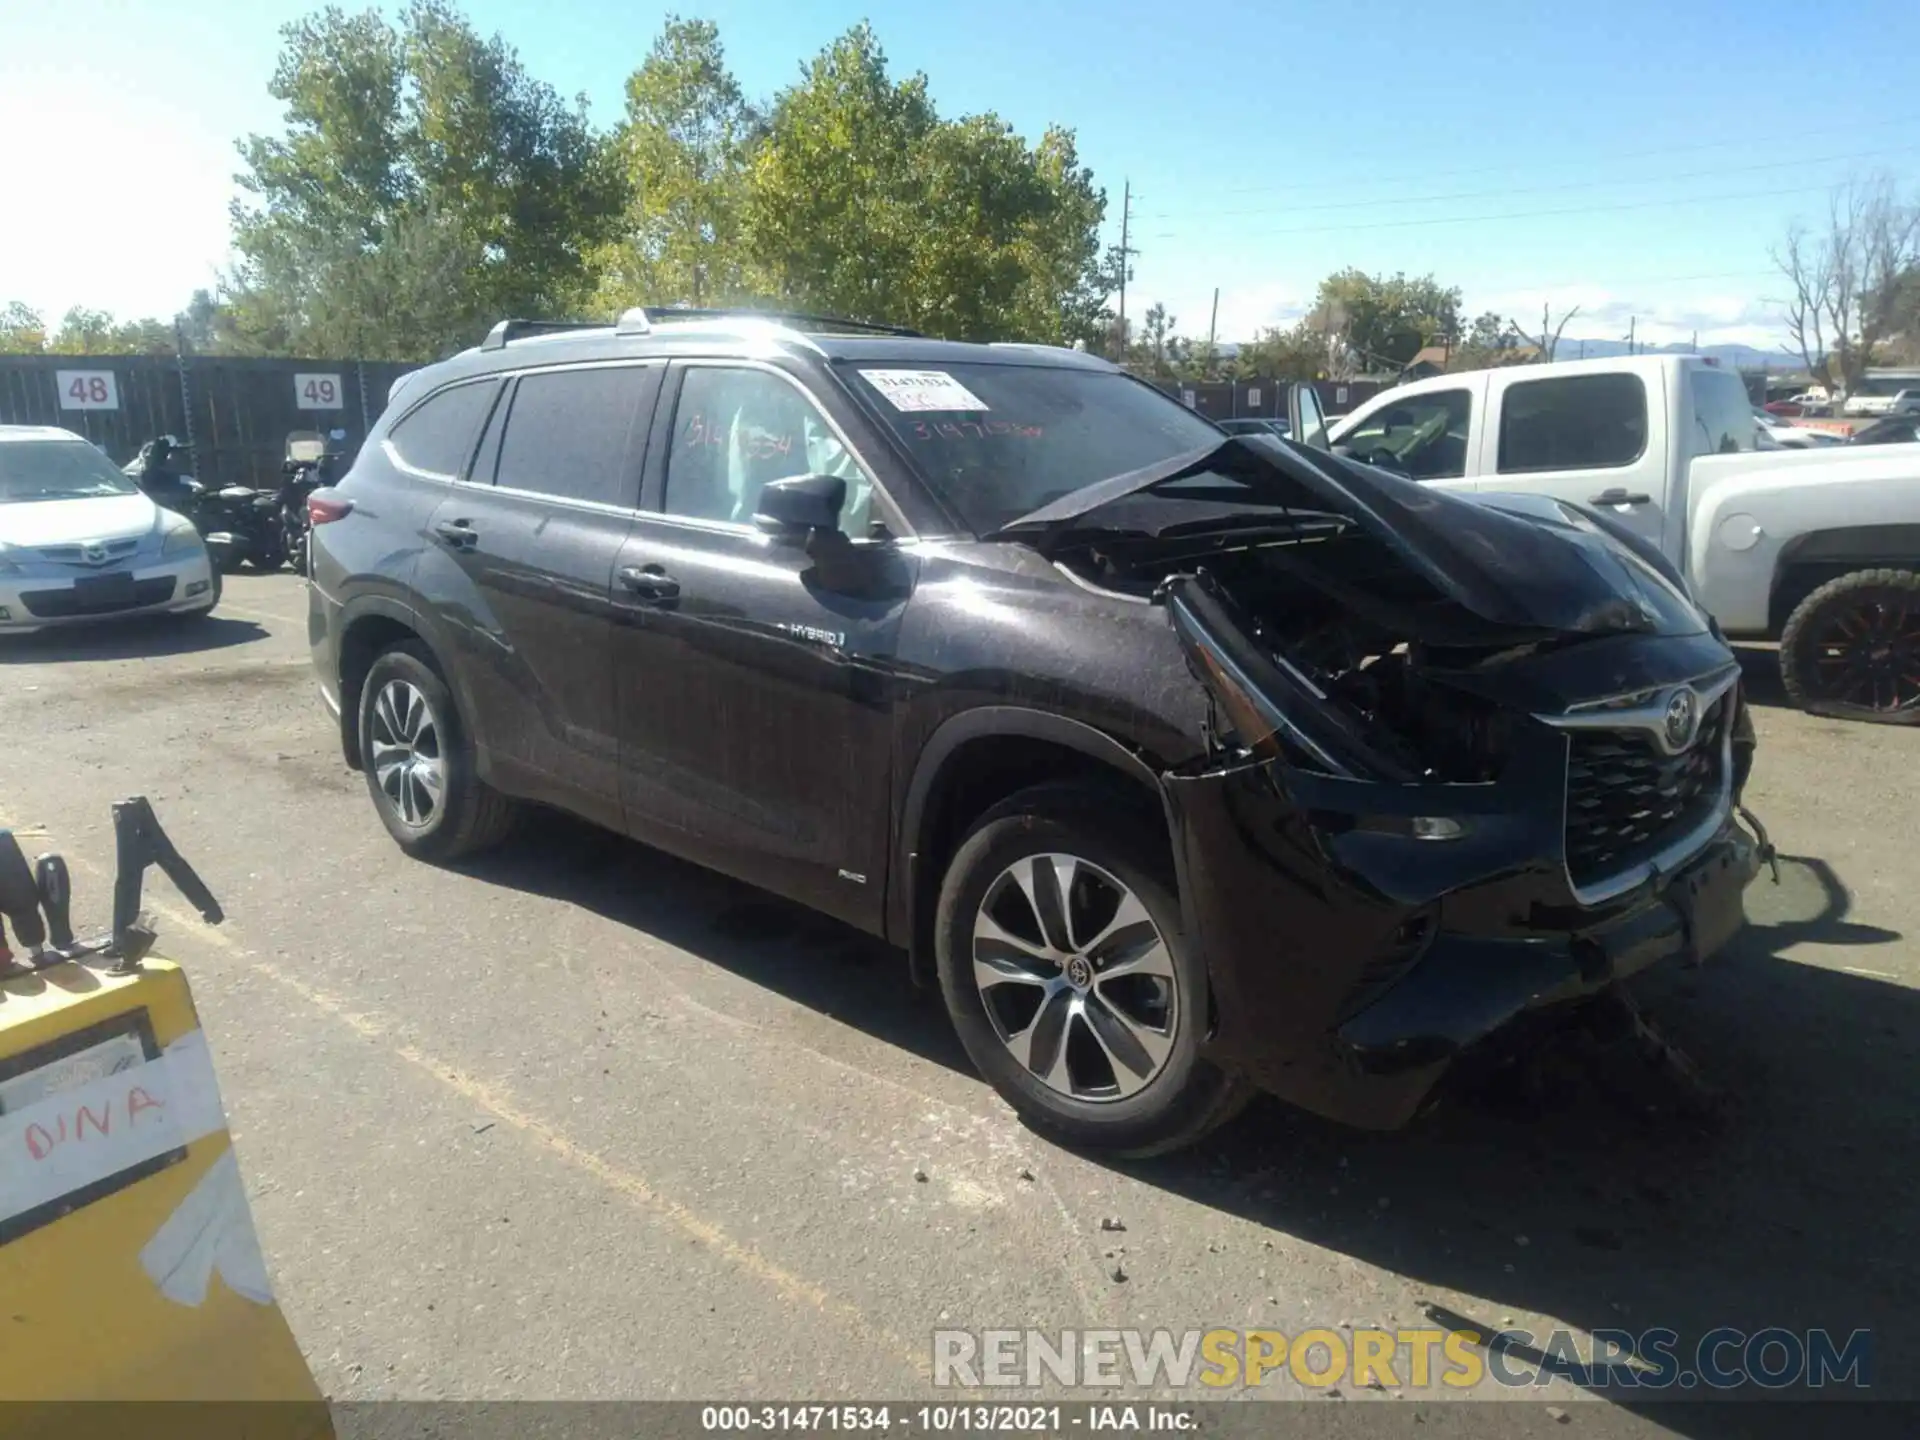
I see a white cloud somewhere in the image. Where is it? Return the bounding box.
[1478,284,1793,350]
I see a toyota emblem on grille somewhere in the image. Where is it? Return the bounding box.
[1662,687,1699,752]
[81,541,109,564]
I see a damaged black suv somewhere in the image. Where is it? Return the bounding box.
[308,309,1764,1156]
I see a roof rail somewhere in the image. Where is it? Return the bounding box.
[622,306,924,338]
[479,318,605,351]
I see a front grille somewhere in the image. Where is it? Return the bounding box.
[20,577,176,618]
[34,538,142,565]
[1564,694,1727,891]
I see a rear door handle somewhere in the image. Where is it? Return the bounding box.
[433,519,477,549]
[1589,488,1653,507]
[618,564,681,601]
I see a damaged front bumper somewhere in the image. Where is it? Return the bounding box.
[1163,740,1766,1132]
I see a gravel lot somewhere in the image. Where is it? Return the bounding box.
[3,572,1915,1434]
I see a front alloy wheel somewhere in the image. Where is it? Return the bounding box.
[973,853,1178,1101]
[368,678,444,830]
[934,782,1250,1157]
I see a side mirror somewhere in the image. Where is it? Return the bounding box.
[754,474,846,542]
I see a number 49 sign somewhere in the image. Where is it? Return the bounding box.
[295,373,343,410]
[56,370,119,411]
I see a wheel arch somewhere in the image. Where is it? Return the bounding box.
[335,598,474,771]
[892,707,1174,987]
[1770,526,1920,633]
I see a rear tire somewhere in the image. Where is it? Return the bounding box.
[358,642,519,859]
[934,782,1252,1158]
[1778,568,1920,725]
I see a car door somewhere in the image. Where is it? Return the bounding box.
[1327,380,1484,496]
[421,361,661,828]
[1478,368,1669,554]
[610,359,915,930]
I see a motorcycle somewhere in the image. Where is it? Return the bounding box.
[127,436,286,573]
[276,431,338,575]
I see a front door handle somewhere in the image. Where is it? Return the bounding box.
[1589,488,1653,507]
[618,564,681,601]
[433,519,478,549]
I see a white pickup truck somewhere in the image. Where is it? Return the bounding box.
[1321,354,1920,723]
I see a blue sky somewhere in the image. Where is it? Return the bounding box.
[4,0,1917,348]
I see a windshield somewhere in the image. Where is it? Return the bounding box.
[840,362,1222,534]
[0,440,142,503]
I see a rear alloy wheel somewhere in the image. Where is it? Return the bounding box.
[369,678,444,831]
[1779,568,1920,725]
[357,642,519,859]
[935,783,1251,1157]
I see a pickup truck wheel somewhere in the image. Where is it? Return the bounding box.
[934,783,1252,1157]
[1779,568,1920,724]
[358,642,520,858]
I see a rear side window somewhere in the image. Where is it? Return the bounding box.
[494,366,654,507]
[1689,368,1759,457]
[1497,373,1648,473]
[383,381,497,481]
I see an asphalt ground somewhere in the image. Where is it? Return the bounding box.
[2,572,1915,1437]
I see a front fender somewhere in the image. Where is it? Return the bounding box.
[889,705,1167,967]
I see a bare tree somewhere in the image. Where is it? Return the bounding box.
[1521,302,1581,362]
[1773,175,1920,395]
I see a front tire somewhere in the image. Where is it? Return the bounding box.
[357,642,519,859]
[1779,568,1920,724]
[934,782,1251,1157]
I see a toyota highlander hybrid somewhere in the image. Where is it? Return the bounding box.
[306,309,1765,1156]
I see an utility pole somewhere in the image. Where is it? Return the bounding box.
[1627,317,1636,356]
[1206,286,1219,376]
[1579,340,1587,360]
[1116,179,1132,359]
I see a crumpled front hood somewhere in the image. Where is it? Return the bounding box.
[992,437,1706,638]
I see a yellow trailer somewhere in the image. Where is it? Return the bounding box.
[0,801,330,1437]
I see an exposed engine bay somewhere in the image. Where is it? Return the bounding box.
[1063,524,1546,784]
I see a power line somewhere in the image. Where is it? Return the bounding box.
[1138,145,1920,222]
[1144,180,1870,241]
[1206,112,1920,198]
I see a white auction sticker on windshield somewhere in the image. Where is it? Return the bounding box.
[862,369,990,413]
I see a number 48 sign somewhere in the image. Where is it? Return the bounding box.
[295,373,343,410]
[56,370,119,411]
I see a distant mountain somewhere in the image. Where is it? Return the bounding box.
[1551,338,1801,370]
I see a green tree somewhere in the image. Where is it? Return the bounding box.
[1451,310,1524,369]
[227,0,622,358]
[744,24,938,325]
[743,23,1108,341]
[0,303,48,354]
[1308,269,1461,372]
[1237,321,1328,380]
[598,17,758,310]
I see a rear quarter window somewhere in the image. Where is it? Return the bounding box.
[1496,373,1648,473]
[383,380,498,482]
[1689,369,1760,457]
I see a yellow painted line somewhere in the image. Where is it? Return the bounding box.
[21,828,928,1381]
